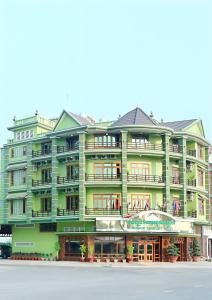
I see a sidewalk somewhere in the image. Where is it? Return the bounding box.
[1,259,212,268]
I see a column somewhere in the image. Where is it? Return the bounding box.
[26,142,33,222]
[121,131,128,216]
[179,137,187,218]
[162,133,171,213]
[51,138,58,221]
[79,132,86,221]
[0,147,9,224]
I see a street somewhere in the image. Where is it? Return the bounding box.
[0,262,212,300]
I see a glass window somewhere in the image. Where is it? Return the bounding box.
[93,194,120,209]
[10,199,26,216]
[129,194,151,209]
[130,163,149,176]
[197,169,204,186]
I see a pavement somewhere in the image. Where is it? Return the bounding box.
[0,260,212,300]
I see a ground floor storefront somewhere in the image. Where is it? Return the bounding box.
[10,210,206,262]
[59,235,193,262]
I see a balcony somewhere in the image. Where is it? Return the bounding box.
[170,145,181,153]
[32,149,52,158]
[127,142,163,152]
[57,176,79,184]
[187,179,196,187]
[171,177,181,185]
[187,210,197,218]
[57,208,79,216]
[32,210,51,217]
[85,208,121,215]
[187,149,196,158]
[85,142,121,150]
[85,174,121,181]
[57,145,79,153]
[32,179,52,187]
[127,174,164,183]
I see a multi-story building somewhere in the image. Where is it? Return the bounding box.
[0,107,210,262]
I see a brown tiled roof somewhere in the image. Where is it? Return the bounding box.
[68,112,95,125]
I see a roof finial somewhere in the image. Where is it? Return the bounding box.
[118,114,121,119]
[35,110,38,116]
[13,116,16,122]
[161,118,164,123]
[150,111,154,118]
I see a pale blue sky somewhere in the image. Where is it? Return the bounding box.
[0,0,211,146]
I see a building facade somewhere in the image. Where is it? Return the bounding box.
[0,108,210,262]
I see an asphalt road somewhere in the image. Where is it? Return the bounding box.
[0,263,212,300]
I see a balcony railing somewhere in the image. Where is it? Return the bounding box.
[57,208,79,216]
[57,145,79,153]
[85,174,121,181]
[187,179,196,187]
[187,210,197,218]
[127,174,164,183]
[32,179,52,187]
[170,145,181,153]
[32,210,51,217]
[85,208,121,215]
[171,177,181,184]
[57,176,79,184]
[32,149,52,158]
[127,142,163,151]
[187,149,196,157]
[85,142,121,149]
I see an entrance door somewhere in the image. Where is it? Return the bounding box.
[138,241,153,262]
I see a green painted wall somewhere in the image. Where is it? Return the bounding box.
[12,224,58,255]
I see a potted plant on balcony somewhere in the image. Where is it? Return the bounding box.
[190,239,201,262]
[80,244,87,262]
[87,245,94,262]
[168,239,180,263]
[127,244,134,263]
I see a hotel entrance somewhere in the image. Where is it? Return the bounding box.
[132,237,161,262]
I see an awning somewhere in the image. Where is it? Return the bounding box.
[6,193,27,200]
[7,163,27,171]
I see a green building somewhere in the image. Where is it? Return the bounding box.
[0,107,210,262]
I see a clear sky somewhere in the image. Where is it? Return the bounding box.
[0,0,211,146]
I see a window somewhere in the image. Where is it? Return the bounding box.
[40,223,57,232]
[172,167,180,184]
[41,142,51,155]
[94,162,121,177]
[23,146,27,156]
[66,195,79,210]
[131,135,148,144]
[198,197,204,215]
[11,148,15,158]
[198,169,204,186]
[130,163,150,176]
[93,194,120,209]
[26,131,29,138]
[66,165,79,179]
[16,132,21,140]
[197,144,204,160]
[10,170,26,186]
[21,131,25,140]
[41,197,51,212]
[30,130,34,138]
[94,236,125,257]
[129,194,151,210]
[94,135,119,147]
[10,199,26,216]
[66,137,79,150]
[41,169,52,183]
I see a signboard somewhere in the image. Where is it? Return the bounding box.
[96,210,194,234]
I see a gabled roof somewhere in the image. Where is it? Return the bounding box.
[111,107,157,127]
[161,119,197,131]
[68,112,95,125]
